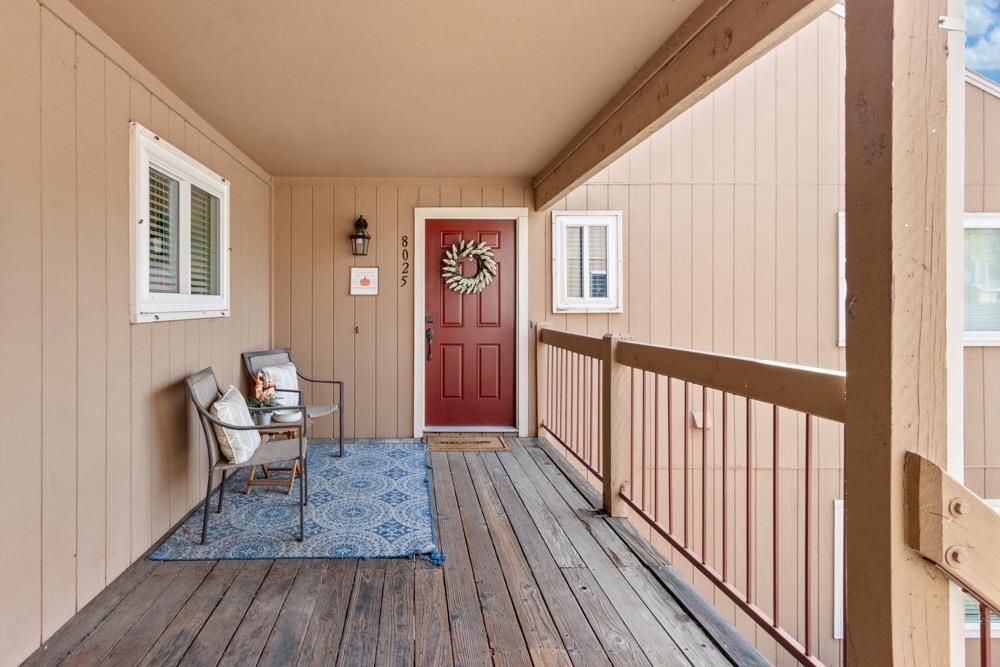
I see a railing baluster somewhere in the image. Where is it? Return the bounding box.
[654,374,660,524]
[805,414,812,657]
[684,381,690,548]
[668,377,673,534]
[642,370,648,510]
[747,396,753,604]
[722,391,728,582]
[773,403,780,628]
[981,603,991,667]
[702,384,708,564]
[629,368,636,501]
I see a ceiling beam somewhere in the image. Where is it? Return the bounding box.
[531,0,834,211]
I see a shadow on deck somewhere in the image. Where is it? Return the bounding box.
[23,438,763,666]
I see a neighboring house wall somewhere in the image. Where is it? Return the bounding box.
[0,0,272,663]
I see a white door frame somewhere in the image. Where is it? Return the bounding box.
[413,207,530,438]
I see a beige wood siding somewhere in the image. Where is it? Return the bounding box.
[0,1,271,663]
[271,179,539,439]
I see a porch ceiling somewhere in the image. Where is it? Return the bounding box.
[69,0,701,178]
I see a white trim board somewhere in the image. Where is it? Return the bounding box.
[412,207,531,438]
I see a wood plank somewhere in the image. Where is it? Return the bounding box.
[311,185,335,438]
[40,7,79,637]
[504,441,691,665]
[480,453,616,666]
[22,560,156,667]
[413,563,453,667]
[446,452,533,666]
[375,185,399,438]
[844,0,952,662]
[333,186,356,437]
[337,561,385,667]
[259,561,330,665]
[138,561,244,666]
[463,453,574,667]
[428,451,491,667]
[296,559,358,667]
[532,0,833,209]
[375,559,415,666]
[101,561,214,665]
[354,186,378,438]
[217,560,301,666]
[0,0,43,661]
[63,563,185,665]
[539,327,605,360]
[560,568,652,667]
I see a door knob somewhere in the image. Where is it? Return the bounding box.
[425,327,435,361]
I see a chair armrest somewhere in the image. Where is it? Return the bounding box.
[296,373,345,403]
[201,408,306,432]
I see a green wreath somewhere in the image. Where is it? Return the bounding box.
[441,239,497,294]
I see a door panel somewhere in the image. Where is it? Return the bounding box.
[425,219,516,427]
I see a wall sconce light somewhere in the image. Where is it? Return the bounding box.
[350,215,371,256]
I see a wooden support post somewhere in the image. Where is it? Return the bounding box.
[845,0,952,663]
[536,322,549,433]
[601,333,629,517]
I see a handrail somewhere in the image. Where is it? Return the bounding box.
[539,327,606,360]
[615,340,846,423]
[905,452,1000,666]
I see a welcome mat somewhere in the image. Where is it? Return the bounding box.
[426,434,509,452]
[149,441,443,563]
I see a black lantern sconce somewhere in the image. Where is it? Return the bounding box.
[350,215,371,256]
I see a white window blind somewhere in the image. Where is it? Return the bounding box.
[189,185,220,296]
[552,211,622,313]
[148,168,179,294]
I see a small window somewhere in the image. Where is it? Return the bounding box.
[130,122,229,323]
[965,215,1000,344]
[552,211,622,313]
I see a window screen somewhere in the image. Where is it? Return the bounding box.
[966,227,1000,333]
[190,185,220,296]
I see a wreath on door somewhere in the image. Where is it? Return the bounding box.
[441,239,497,294]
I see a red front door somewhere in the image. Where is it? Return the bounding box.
[425,219,516,428]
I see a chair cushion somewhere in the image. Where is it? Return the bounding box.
[261,363,302,422]
[210,386,261,464]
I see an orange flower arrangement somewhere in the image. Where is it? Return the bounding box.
[248,371,280,409]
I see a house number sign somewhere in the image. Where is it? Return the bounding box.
[400,235,410,287]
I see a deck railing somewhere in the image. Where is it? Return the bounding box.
[537,323,1000,666]
[537,324,845,666]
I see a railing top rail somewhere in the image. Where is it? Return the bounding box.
[615,339,847,423]
[538,327,605,360]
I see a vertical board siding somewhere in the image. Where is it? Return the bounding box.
[273,179,534,439]
[966,81,1000,499]
[0,1,272,663]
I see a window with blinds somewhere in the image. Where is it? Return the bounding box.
[130,122,229,323]
[552,211,622,313]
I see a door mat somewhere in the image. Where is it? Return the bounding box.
[426,434,509,452]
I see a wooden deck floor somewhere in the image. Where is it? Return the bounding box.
[23,438,756,667]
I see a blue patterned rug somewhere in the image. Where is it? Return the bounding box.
[150,441,443,563]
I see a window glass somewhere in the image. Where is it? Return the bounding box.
[587,225,608,298]
[148,167,179,294]
[190,185,220,296]
[965,227,1000,332]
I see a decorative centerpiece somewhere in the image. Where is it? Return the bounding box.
[441,239,497,294]
[248,371,280,425]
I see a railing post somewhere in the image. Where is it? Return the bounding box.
[602,333,628,517]
[535,322,548,433]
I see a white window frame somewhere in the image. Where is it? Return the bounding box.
[129,122,230,323]
[964,213,1000,345]
[551,210,623,313]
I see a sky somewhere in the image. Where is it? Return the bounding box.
[968,0,1000,81]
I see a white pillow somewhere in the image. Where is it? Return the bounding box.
[211,386,261,464]
[261,363,302,422]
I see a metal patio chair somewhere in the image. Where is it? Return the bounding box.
[186,367,308,544]
[243,348,345,457]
